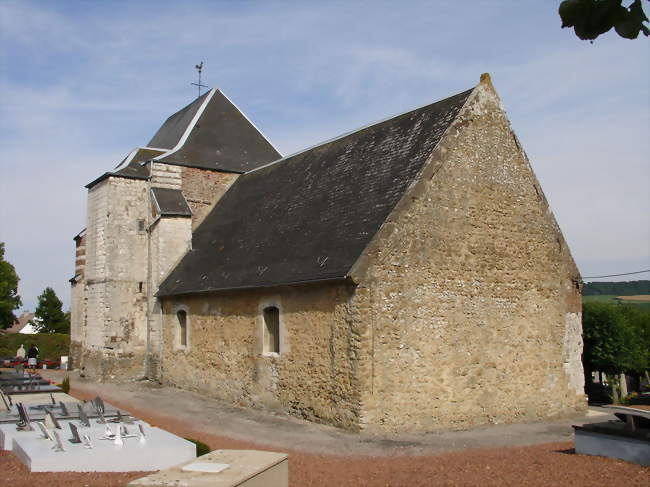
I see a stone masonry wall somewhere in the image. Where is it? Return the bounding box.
[151,163,182,189]
[70,233,86,368]
[160,282,364,430]
[77,177,149,379]
[69,281,85,368]
[349,79,585,433]
[146,216,192,379]
[75,161,237,379]
[181,166,238,229]
[80,181,109,351]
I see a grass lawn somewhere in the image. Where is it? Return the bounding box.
[582,294,650,311]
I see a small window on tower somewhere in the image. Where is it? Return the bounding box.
[137,219,146,234]
[263,306,280,355]
[177,310,188,348]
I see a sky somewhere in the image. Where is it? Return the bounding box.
[0,1,648,311]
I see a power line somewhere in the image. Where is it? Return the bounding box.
[582,269,650,279]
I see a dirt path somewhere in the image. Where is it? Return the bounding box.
[60,371,612,457]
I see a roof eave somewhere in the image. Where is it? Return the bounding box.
[85,171,149,189]
[156,275,351,298]
[151,158,245,174]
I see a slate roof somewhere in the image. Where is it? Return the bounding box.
[148,92,209,150]
[151,188,192,217]
[153,89,281,173]
[86,89,280,188]
[158,87,473,297]
[85,147,165,188]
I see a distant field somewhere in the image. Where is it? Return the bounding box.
[582,294,650,310]
[582,295,618,303]
[617,295,650,302]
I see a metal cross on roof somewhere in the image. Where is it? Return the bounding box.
[191,61,207,98]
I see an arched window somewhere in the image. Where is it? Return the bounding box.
[177,310,188,348]
[263,306,280,355]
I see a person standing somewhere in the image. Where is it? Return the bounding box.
[27,344,39,372]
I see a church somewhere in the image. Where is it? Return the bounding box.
[70,74,586,432]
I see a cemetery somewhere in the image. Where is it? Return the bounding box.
[0,367,291,485]
[1,365,647,486]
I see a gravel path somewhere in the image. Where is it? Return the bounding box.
[1,371,647,486]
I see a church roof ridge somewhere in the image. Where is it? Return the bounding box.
[247,86,476,176]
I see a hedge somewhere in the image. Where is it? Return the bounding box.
[0,333,70,361]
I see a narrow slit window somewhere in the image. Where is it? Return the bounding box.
[263,306,280,355]
[177,310,188,347]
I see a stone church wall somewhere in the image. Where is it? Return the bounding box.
[349,81,586,432]
[69,233,86,368]
[74,176,149,379]
[181,166,238,229]
[72,162,239,379]
[160,282,364,430]
[148,161,239,229]
[146,216,192,379]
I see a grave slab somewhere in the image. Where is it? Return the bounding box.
[1,392,78,406]
[0,378,50,385]
[3,384,62,395]
[0,402,78,424]
[0,409,139,450]
[11,420,194,472]
[128,449,288,487]
[575,426,650,466]
[0,394,117,426]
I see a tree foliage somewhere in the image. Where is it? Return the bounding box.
[583,302,650,375]
[582,279,650,296]
[0,242,22,329]
[559,0,649,40]
[34,287,70,334]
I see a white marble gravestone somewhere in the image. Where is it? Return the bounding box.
[11,419,195,472]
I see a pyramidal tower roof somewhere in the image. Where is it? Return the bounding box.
[151,88,281,173]
[86,89,281,188]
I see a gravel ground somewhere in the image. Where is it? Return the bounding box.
[0,451,148,487]
[2,373,648,486]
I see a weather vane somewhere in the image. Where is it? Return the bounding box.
[191,62,207,98]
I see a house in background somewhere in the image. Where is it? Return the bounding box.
[71,74,586,432]
[4,311,37,334]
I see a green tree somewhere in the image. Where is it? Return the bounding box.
[559,0,649,40]
[0,242,22,329]
[583,301,650,401]
[618,304,650,375]
[34,287,70,334]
